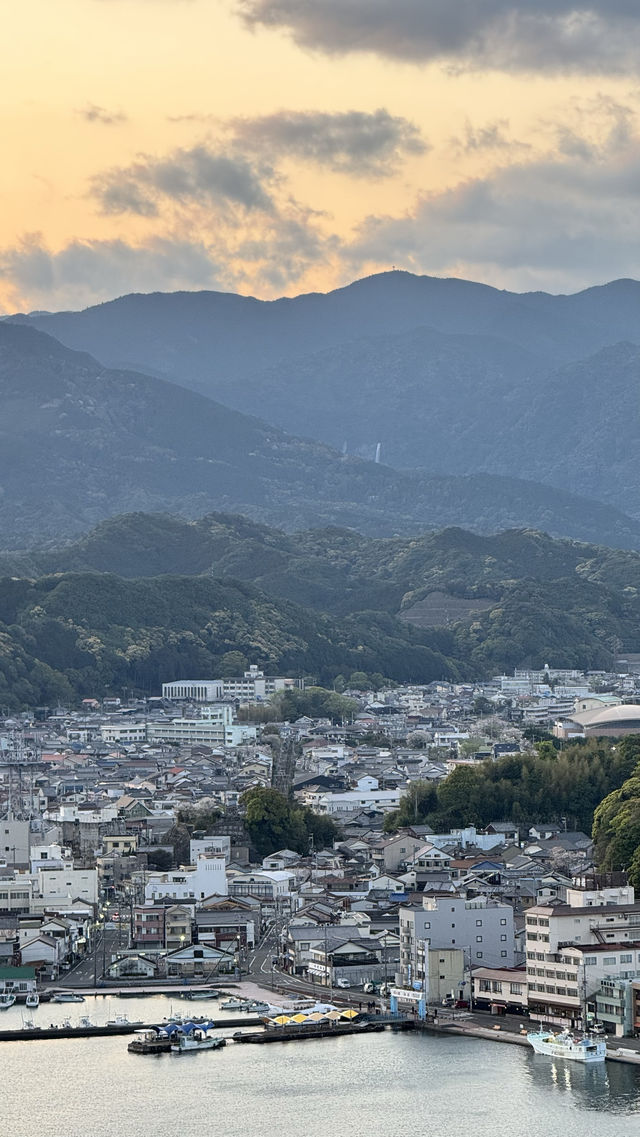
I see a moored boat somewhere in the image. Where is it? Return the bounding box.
[50,991,85,1003]
[107,1013,143,1027]
[171,1028,226,1053]
[220,997,249,1011]
[527,1028,606,1063]
[0,993,16,1009]
[128,1028,171,1054]
[26,992,39,1008]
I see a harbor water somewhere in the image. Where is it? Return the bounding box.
[2,995,640,1136]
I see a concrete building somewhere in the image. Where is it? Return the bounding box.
[147,706,256,747]
[162,680,224,702]
[189,835,231,865]
[0,818,30,868]
[400,894,515,984]
[144,854,228,903]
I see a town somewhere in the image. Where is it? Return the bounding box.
[2,661,640,1045]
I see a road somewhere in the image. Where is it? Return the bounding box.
[246,921,380,1009]
[52,927,122,988]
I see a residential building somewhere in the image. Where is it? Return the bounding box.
[399,894,515,985]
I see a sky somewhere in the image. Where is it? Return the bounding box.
[2,0,640,311]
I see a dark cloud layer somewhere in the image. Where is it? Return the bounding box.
[237,0,640,72]
[92,144,274,216]
[229,108,427,175]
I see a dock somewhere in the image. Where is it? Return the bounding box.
[0,1016,263,1043]
[233,1021,387,1044]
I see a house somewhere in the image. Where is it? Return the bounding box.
[106,953,159,979]
[0,964,37,996]
[164,942,234,978]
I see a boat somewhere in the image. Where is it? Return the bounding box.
[26,992,39,1008]
[183,990,219,1001]
[220,998,249,1011]
[171,1028,226,1053]
[107,1013,143,1027]
[50,992,85,1004]
[527,1028,606,1063]
[76,1016,95,1029]
[0,993,16,1009]
[128,1028,171,1054]
[245,1000,271,1014]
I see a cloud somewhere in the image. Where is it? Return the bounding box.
[77,104,128,126]
[347,107,640,290]
[0,234,223,311]
[451,119,530,155]
[91,144,275,217]
[228,108,427,176]
[236,1,640,73]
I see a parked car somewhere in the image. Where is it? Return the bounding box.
[335,978,351,989]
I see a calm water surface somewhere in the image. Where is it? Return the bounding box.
[2,995,639,1136]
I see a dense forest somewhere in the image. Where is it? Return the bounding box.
[384,737,640,838]
[2,514,640,706]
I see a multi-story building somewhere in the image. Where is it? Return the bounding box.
[399,894,515,985]
[133,905,165,949]
[144,855,227,903]
[524,878,640,1026]
[162,667,302,705]
[147,706,256,747]
[0,818,31,868]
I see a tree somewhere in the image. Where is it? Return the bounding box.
[241,787,338,856]
[146,848,172,871]
[384,780,438,832]
[164,822,191,866]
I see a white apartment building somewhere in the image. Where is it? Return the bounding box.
[525,880,640,1024]
[163,667,301,705]
[147,705,256,747]
[161,680,224,702]
[100,721,148,744]
[32,866,98,910]
[145,854,228,903]
[189,836,232,864]
[400,894,515,985]
[0,875,33,915]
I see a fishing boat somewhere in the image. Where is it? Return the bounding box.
[26,992,39,1008]
[171,1028,226,1053]
[107,1013,143,1027]
[527,1028,606,1063]
[0,993,16,1009]
[76,1016,95,1029]
[220,997,248,1011]
[50,991,85,1003]
[128,1028,171,1054]
[183,990,219,1001]
[244,1000,271,1014]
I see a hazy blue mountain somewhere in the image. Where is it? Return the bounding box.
[10,271,640,514]
[1,321,640,548]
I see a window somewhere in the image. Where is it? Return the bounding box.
[620,954,632,963]
[501,951,507,958]
[476,919,483,927]
[500,935,507,942]
[603,957,616,966]
[476,952,483,959]
[476,936,483,943]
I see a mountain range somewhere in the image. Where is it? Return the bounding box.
[1,321,638,548]
[1,513,640,708]
[10,270,640,517]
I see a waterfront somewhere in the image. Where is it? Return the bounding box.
[1,998,639,1136]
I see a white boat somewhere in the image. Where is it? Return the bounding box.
[527,1028,606,1063]
[76,1016,95,1029]
[50,992,85,1004]
[0,993,16,1009]
[245,1000,271,1014]
[26,992,39,1008]
[171,1028,226,1053]
[220,998,248,1011]
[107,1013,143,1027]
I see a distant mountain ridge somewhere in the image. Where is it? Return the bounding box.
[10,270,640,515]
[1,321,639,548]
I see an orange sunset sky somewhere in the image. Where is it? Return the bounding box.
[2,0,640,310]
